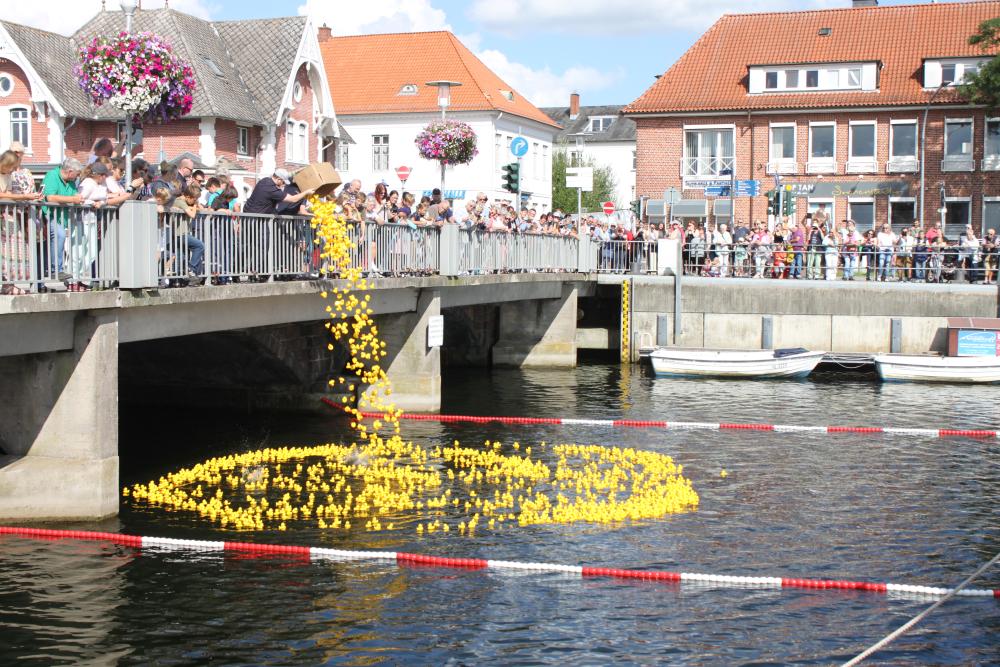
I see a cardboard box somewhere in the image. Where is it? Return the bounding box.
[293,162,343,198]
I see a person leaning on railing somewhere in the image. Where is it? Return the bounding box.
[1,145,43,295]
[841,221,862,281]
[40,158,84,288]
[170,183,207,284]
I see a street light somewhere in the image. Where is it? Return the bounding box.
[425,80,462,194]
[919,78,951,230]
[120,0,139,186]
[570,132,586,231]
[121,0,138,33]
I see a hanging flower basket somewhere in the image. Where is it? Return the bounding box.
[415,120,478,165]
[75,31,196,123]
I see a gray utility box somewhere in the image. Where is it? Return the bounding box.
[118,199,159,289]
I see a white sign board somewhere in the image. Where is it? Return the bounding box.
[566,167,593,192]
[427,315,444,348]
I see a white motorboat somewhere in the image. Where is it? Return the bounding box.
[873,354,1000,383]
[649,347,825,379]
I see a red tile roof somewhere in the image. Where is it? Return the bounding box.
[624,0,1000,114]
[320,31,559,128]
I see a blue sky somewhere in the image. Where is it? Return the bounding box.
[11,0,978,109]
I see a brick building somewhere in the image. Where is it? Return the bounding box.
[0,6,337,195]
[624,0,1000,235]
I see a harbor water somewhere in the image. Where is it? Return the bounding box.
[2,362,999,665]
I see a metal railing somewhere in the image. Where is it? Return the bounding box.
[357,222,440,276]
[1,201,119,291]
[675,241,996,283]
[681,156,735,177]
[595,240,657,273]
[457,230,578,274]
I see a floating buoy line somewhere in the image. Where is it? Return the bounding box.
[0,526,996,603]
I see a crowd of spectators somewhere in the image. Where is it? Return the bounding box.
[2,137,997,292]
[656,214,997,284]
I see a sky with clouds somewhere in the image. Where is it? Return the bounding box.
[5,0,975,109]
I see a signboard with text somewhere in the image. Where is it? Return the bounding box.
[955,329,1000,357]
[566,167,593,191]
[788,180,911,197]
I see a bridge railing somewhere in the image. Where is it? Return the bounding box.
[1,200,120,291]
[1,200,621,291]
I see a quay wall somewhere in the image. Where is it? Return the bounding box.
[614,277,997,356]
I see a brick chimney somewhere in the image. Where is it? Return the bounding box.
[569,92,580,120]
[317,24,332,42]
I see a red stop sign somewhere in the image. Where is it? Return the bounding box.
[602,201,615,215]
[395,166,411,182]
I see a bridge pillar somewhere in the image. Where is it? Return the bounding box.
[368,289,441,412]
[0,312,119,521]
[492,284,578,367]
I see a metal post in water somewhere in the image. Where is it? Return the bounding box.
[673,241,682,345]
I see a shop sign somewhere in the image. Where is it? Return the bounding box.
[789,181,911,197]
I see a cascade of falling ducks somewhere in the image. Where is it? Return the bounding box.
[126,198,700,534]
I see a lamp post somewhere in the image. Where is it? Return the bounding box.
[121,0,138,186]
[425,80,462,195]
[919,79,950,230]
[570,132,586,232]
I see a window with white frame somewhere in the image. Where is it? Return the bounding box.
[494,133,502,170]
[372,134,389,171]
[237,126,250,156]
[945,198,972,231]
[0,74,13,97]
[588,116,614,132]
[889,198,916,234]
[10,107,29,151]
[769,124,796,173]
[336,142,349,171]
[532,142,540,179]
[848,199,875,229]
[888,120,918,172]
[924,58,989,88]
[943,118,973,171]
[807,199,835,227]
[848,121,876,172]
[543,144,550,181]
[808,122,836,173]
[632,149,636,171]
[753,63,874,93]
[285,120,308,163]
[983,197,1000,233]
[985,119,1000,170]
[683,126,734,177]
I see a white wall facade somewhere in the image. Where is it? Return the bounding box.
[337,111,555,212]
[557,140,636,208]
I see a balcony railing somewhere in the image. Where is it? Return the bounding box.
[681,156,735,178]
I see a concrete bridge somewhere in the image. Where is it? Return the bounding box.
[1,272,996,522]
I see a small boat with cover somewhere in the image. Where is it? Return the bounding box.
[649,347,825,379]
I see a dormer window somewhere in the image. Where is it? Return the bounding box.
[750,62,876,93]
[924,58,989,88]
[397,84,418,96]
[589,116,614,132]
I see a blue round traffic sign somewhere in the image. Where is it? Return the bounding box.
[510,136,529,158]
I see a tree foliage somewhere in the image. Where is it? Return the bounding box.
[551,146,617,214]
[959,17,1000,110]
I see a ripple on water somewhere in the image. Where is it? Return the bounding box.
[2,364,999,665]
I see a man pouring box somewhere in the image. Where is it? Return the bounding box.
[294,162,342,198]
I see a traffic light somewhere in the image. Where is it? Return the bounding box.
[766,190,778,217]
[501,162,520,192]
[630,199,642,217]
[782,191,796,217]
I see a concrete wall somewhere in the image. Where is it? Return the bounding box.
[617,275,995,358]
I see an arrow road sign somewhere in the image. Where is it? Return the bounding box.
[510,136,529,158]
[705,186,730,197]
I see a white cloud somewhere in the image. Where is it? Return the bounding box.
[477,48,622,107]
[297,0,450,35]
[3,0,213,36]
[468,0,847,34]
